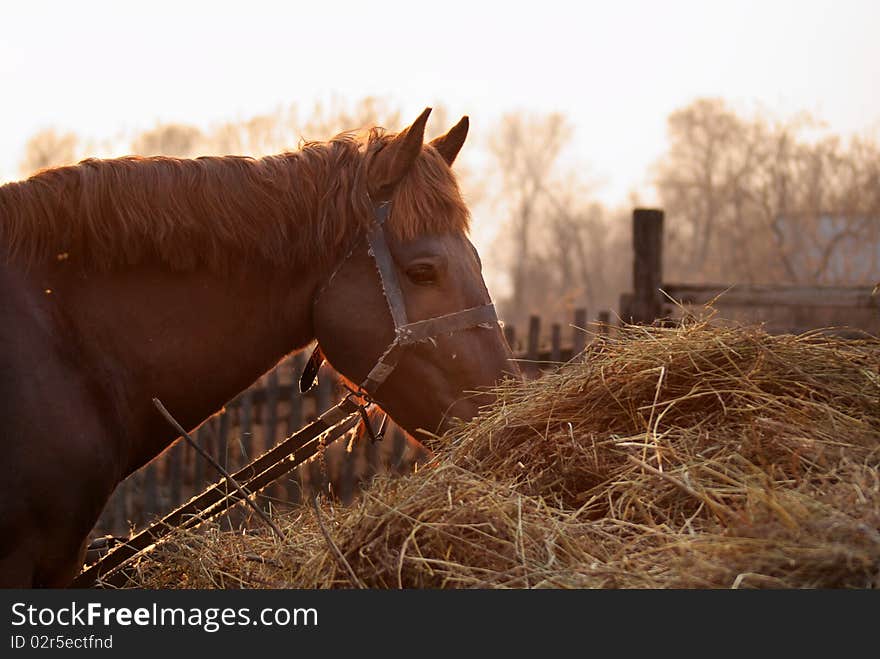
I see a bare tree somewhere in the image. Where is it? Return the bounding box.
[484,111,628,326]
[18,128,79,176]
[487,112,572,320]
[131,123,204,157]
[301,96,403,141]
[654,98,880,287]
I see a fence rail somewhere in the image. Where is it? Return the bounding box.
[620,207,880,331]
[662,283,878,309]
[503,308,612,375]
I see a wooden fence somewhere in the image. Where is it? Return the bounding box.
[619,208,879,334]
[502,307,613,377]
[92,353,421,537]
[92,305,614,537]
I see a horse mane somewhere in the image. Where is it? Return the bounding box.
[0,129,470,273]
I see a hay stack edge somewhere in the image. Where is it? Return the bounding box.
[129,321,880,589]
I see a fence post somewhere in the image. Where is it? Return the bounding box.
[598,310,611,336]
[114,479,128,535]
[193,425,206,493]
[630,208,664,324]
[572,308,587,356]
[526,315,540,377]
[218,411,230,473]
[142,462,159,522]
[503,324,516,352]
[550,323,561,362]
[95,493,115,537]
[265,370,279,447]
[315,364,331,415]
[169,439,183,508]
[240,389,254,462]
[288,353,304,435]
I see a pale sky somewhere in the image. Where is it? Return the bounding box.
[3,0,879,211]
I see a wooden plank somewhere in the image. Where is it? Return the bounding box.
[513,347,574,363]
[630,208,664,324]
[288,353,304,435]
[503,324,516,352]
[339,433,357,505]
[225,382,302,408]
[662,283,879,309]
[598,310,611,336]
[526,315,540,376]
[315,365,331,416]
[169,439,182,508]
[619,293,634,326]
[264,369,279,447]
[550,323,561,362]
[572,308,587,356]
[193,426,206,493]
[285,469,303,505]
[142,462,159,521]
[240,388,254,461]
[114,478,128,535]
[95,493,115,536]
[218,411,230,473]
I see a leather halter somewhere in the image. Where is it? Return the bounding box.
[304,201,499,399]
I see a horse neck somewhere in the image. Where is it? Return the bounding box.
[47,259,324,476]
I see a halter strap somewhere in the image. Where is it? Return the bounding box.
[359,302,497,394]
[366,202,409,329]
[308,200,500,398]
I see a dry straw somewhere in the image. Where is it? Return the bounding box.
[128,319,880,589]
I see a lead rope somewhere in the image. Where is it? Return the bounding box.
[152,398,286,539]
[341,383,388,444]
[73,396,361,588]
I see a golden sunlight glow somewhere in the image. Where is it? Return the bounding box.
[3,0,878,298]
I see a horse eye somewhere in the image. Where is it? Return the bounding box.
[406,263,437,285]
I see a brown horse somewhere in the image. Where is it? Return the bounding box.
[0,109,516,587]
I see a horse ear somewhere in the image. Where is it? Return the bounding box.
[429,116,469,166]
[368,107,432,197]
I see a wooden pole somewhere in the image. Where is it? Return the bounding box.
[240,388,254,461]
[113,479,128,536]
[264,370,279,447]
[288,353,304,435]
[630,208,664,324]
[598,310,611,336]
[142,462,159,522]
[218,412,230,473]
[169,440,183,507]
[315,365,331,415]
[550,323,561,362]
[572,308,587,356]
[526,314,540,377]
[264,369,283,501]
[193,426,206,493]
[503,324,516,352]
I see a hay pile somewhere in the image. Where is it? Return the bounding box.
[128,321,880,589]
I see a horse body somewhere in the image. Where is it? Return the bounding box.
[1,259,325,587]
[40,262,321,472]
[0,109,516,587]
[2,261,118,586]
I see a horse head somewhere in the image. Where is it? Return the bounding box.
[312,109,518,440]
